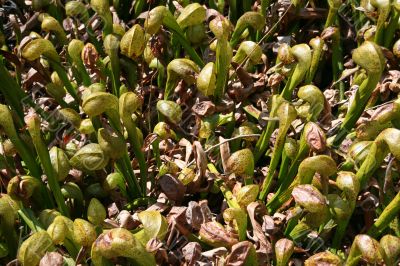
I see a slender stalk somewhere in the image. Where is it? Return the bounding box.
[163,12,204,67]
[229,0,238,23]
[116,156,142,198]
[268,140,309,209]
[25,114,70,217]
[152,138,162,169]
[48,59,80,106]
[332,42,384,147]
[124,119,148,194]
[75,59,91,87]
[0,56,56,125]
[0,57,24,125]
[214,38,232,102]
[373,0,390,45]
[18,207,44,232]
[368,192,400,237]
[104,34,121,97]
[254,44,311,161]
[333,128,400,247]
[305,37,324,84]
[259,101,296,201]
[266,155,336,212]
[134,0,146,18]
[276,150,290,184]
[109,53,121,96]
[209,163,241,209]
[122,151,142,197]
[384,9,400,48]
[332,30,345,101]
[261,0,271,18]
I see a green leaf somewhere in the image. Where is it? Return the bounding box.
[137,210,168,244]
[18,231,55,266]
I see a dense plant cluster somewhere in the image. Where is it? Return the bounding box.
[1,0,400,265]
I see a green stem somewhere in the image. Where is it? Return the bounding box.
[124,119,148,194]
[254,97,281,161]
[325,7,338,28]
[152,138,162,169]
[26,115,70,217]
[109,52,121,97]
[332,73,381,147]
[368,192,400,237]
[374,6,390,45]
[214,38,231,102]
[261,0,270,18]
[229,0,238,23]
[64,238,80,259]
[242,0,251,13]
[276,150,290,184]
[120,57,138,89]
[11,135,42,178]
[384,10,400,48]
[332,218,350,248]
[18,207,44,232]
[122,151,142,197]
[214,178,241,209]
[163,16,204,67]
[305,40,323,84]
[75,59,92,87]
[0,61,24,126]
[259,103,295,201]
[134,0,146,18]
[49,59,80,107]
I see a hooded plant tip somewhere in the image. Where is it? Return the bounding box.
[120,24,145,59]
[21,38,59,62]
[82,92,119,117]
[352,41,385,74]
[226,148,255,178]
[176,3,206,29]
[156,100,182,124]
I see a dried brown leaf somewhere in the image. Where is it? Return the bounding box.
[247,202,272,263]
[182,242,202,266]
[199,221,238,248]
[219,136,230,173]
[159,174,186,202]
[39,252,63,266]
[192,101,216,116]
[226,241,258,266]
[186,201,203,230]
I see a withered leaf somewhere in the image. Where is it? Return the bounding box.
[304,251,342,266]
[199,221,238,248]
[305,122,326,153]
[186,201,203,230]
[159,174,186,202]
[39,252,63,266]
[247,202,272,263]
[182,242,202,266]
[225,241,258,266]
[219,136,231,173]
[194,141,207,179]
[292,185,327,213]
[192,101,216,116]
[199,200,213,223]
